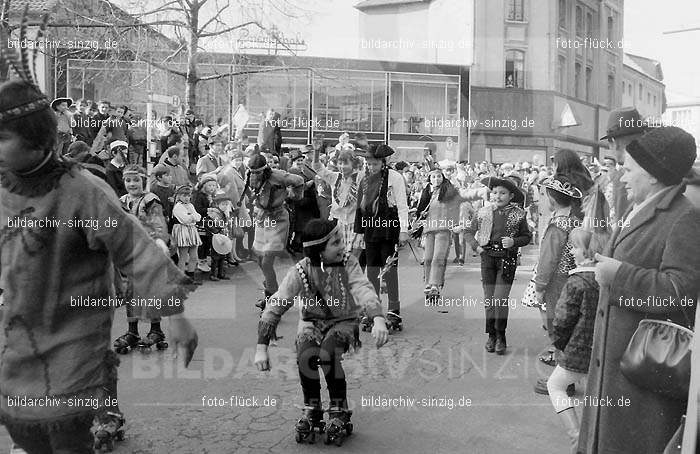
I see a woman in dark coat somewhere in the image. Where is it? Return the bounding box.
[578,127,700,453]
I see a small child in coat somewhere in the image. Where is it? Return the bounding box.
[546,227,601,454]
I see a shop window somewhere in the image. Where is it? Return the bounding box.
[505,50,525,88]
[507,0,524,21]
[389,74,460,136]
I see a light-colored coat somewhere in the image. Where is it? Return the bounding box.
[578,184,700,453]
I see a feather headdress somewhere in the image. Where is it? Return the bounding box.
[0,0,51,122]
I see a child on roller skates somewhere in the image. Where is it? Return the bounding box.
[463,176,531,355]
[254,219,389,446]
[0,70,197,454]
[114,164,172,354]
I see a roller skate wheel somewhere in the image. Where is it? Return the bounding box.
[157,342,168,350]
[115,430,125,441]
[346,423,353,435]
[295,431,304,443]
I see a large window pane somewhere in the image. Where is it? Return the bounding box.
[312,70,385,133]
[243,68,309,130]
[389,73,460,136]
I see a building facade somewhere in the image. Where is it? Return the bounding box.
[469,0,630,164]
[621,53,665,120]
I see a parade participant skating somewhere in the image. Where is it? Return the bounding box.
[312,149,364,257]
[463,176,530,355]
[415,168,473,301]
[0,73,198,453]
[242,154,304,310]
[113,164,172,354]
[254,219,389,446]
[354,144,409,332]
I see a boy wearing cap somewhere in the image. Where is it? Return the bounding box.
[463,176,531,354]
[105,140,129,197]
[196,136,223,179]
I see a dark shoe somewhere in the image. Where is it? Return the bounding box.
[458,258,464,266]
[217,274,231,280]
[452,257,461,264]
[485,335,496,353]
[226,258,239,266]
[495,335,506,355]
[209,274,220,281]
[534,377,549,395]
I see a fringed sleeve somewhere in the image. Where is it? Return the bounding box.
[257,265,304,345]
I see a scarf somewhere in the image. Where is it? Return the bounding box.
[360,167,387,215]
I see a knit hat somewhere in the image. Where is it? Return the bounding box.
[626,126,697,186]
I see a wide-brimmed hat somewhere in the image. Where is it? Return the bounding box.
[542,176,583,199]
[480,176,525,204]
[626,126,697,186]
[600,107,647,141]
[212,233,233,255]
[51,97,73,110]
[356,143,394,159]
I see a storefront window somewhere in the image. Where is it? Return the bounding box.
[242,68,309,130]
[389,73,460,136]
[312,70,385,133]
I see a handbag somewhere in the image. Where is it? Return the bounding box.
[619,290,693,400]
[662,415,684,454]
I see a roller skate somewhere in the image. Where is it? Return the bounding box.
[113,331,140,354]
[294,406,325,444]
[425,285,440,306]
[91,411,125,452]
[324,407,353,446]
[385,311,403,332]
[137,329,168,353]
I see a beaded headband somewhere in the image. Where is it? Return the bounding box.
[122,170,147,178]
[248,164,269,173]
[302,224,340,248]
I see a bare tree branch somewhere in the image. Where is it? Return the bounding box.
[198,20,261,38]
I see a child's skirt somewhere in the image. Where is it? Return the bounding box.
[172,223,202,247]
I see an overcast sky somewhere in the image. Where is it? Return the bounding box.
[623,0,700,102]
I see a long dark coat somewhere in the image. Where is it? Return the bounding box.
[577,185,700,453]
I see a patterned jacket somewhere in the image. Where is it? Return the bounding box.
[551,267,599,373]
[257,253,383,346]
[463,203,530,252]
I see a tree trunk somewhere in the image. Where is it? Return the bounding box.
[185,2,199,112]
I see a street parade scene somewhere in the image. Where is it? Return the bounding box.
[0,0,699,453]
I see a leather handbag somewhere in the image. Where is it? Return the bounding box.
[620,307,693,400]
